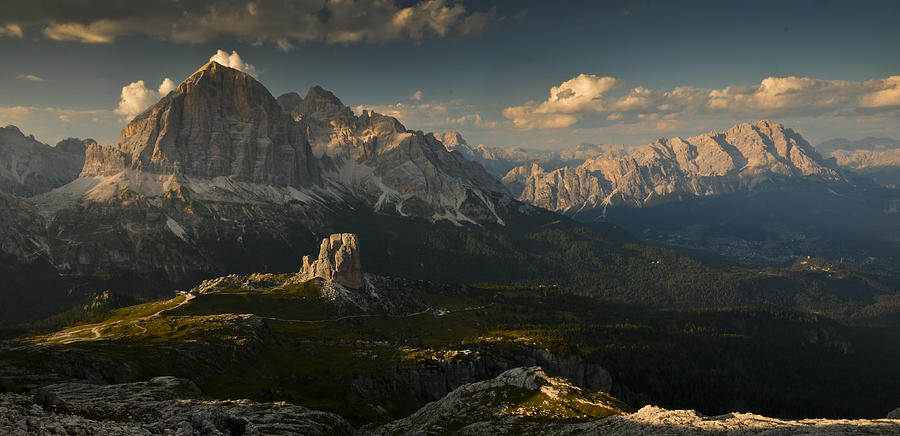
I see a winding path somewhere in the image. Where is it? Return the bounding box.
[42,294,195,345]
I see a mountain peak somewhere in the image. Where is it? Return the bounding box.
[178,60,262,95]
[2,125,23,136]
[725,119,786,135]
[436,131,468,152]
[82,60,319,186]
[304,85,345,107]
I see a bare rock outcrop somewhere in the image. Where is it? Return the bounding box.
[299,233,363,288]
[0,376,354,435]
[374,366,900,435]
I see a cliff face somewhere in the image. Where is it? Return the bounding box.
[502,120,843,212]
[84,61,319,187]
[299,233,364,288]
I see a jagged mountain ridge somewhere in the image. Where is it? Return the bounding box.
[0,125,91,197]
[820,137,900,188]
[48,61,507,225]
[501,120,844,212]
[1,61,532,303]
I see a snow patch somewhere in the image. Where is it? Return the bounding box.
[166,217,188,242]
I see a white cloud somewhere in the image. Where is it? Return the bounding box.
[16,74,45,82]
[411,90,423,101]
[209,50,258,77]
[43,21,118,43]
[114,78,175,121]
[0,24,24,38]
[504,73,900,130]
[502,74,622,130]
[5,0,494,48]
[158,78,176,96]
[860,76,900,108]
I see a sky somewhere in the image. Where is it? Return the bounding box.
[1,0,899,150]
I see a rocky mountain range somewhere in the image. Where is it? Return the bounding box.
[499,120,844,213]
[45,61,506,224]
[0,126,91,197]
[816,137,900,188]
[0,61,530,313]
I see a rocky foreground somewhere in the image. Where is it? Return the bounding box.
[2,367,898,435]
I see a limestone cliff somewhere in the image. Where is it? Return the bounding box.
[299,233,363,288]
[82,61,319,186]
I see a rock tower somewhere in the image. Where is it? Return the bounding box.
[299,233,363,288]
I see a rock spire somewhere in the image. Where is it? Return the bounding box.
[299,233,363,288]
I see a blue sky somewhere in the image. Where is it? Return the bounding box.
[1,0,899,149]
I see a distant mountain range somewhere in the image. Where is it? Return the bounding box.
[816,136,900,155]
[816,136,900,188]
[438,126,900,270]
[0,126,91,197]
[492,120,842,212]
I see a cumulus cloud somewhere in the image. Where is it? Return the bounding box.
[504,74,900,130]
[158,78,176,96]
[114,78,175,121]
[3,0,495,48]
[859,76,900,108]
[16,74,45,82]
[209,50,258,77]
[411,90,423,101]
[502,74,622,130]
[0,24,24,38]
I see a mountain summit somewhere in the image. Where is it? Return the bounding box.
[83,61,319,186]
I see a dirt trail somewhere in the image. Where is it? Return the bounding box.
[42,294,195,345]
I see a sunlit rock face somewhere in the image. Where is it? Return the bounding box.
[300,233,364,288]
[84,61,320,186]
[502,120,844,212]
